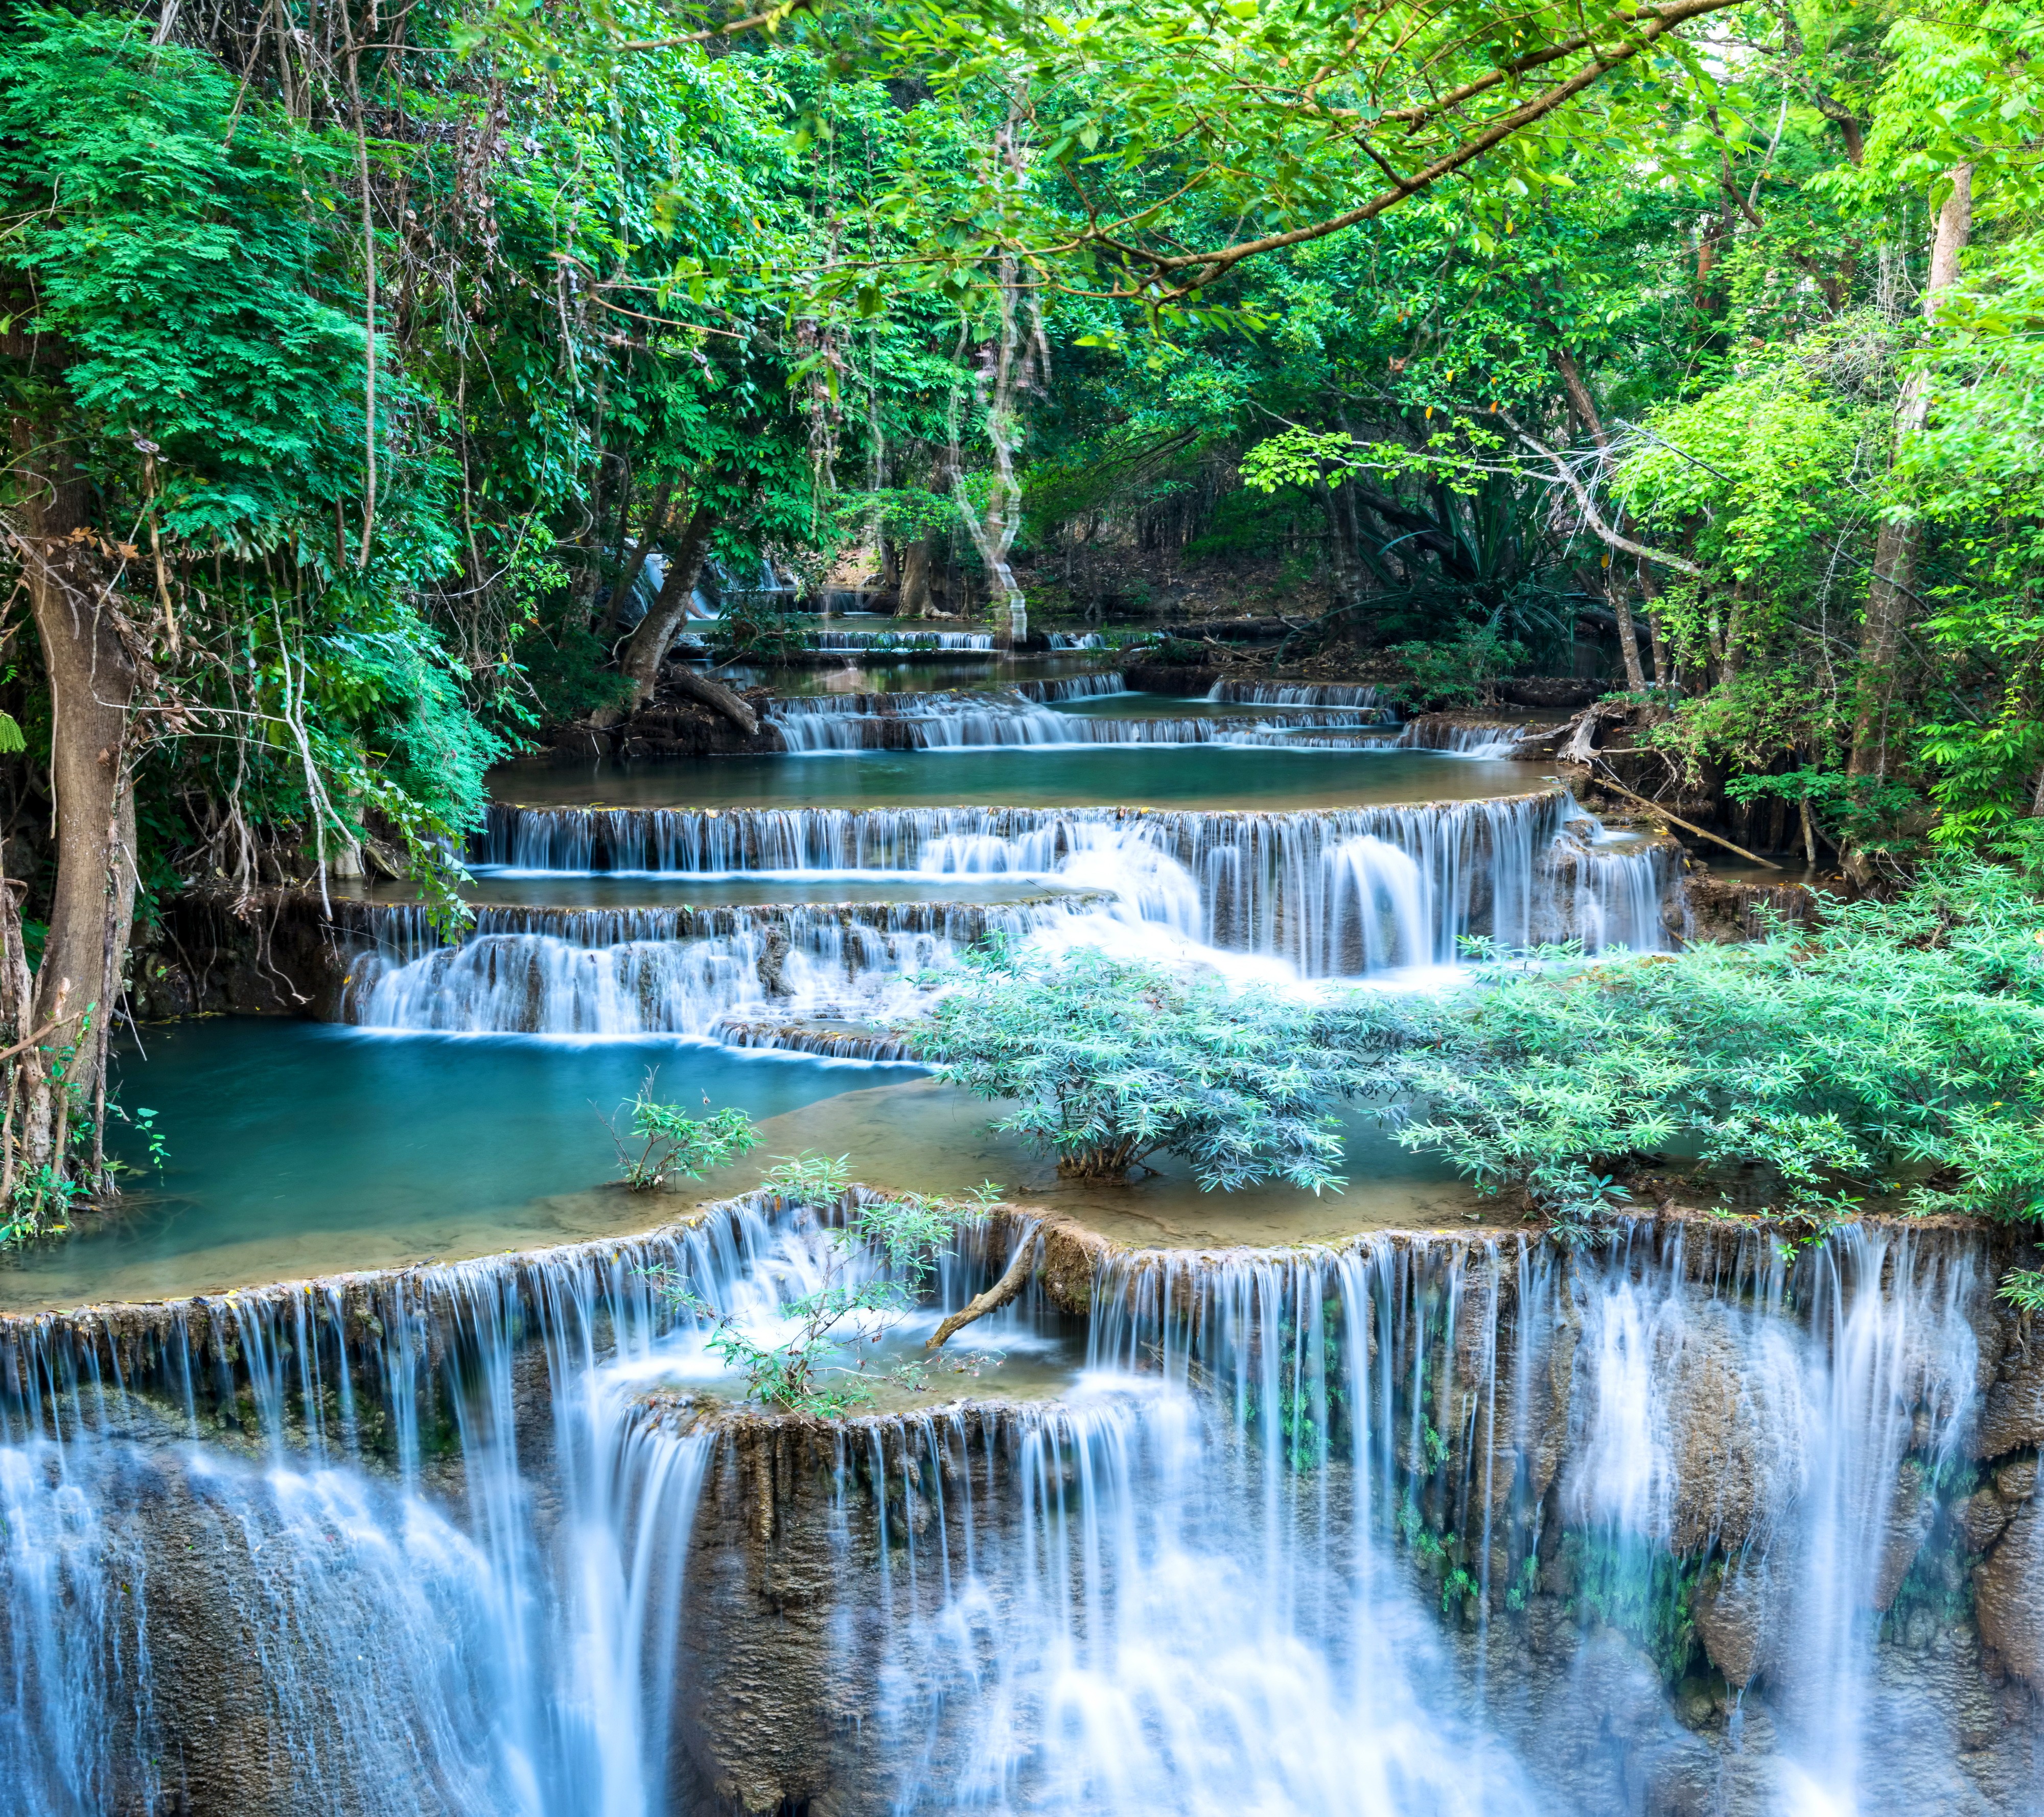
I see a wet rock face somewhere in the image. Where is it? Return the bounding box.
[1971,1461,2044,1687]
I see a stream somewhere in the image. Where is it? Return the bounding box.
[3,671,2037,1814]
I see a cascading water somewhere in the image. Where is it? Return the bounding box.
[474,795,1673,973]
[1395,720,1530,757]
[1207,681,1388,709]
[0,1194,1025,1816]
[768,690,1392,753]
[804,631,996,652]
[340,900,1096,1037]
[5,1205,2034,1812]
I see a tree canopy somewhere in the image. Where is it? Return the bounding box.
[4,0,2044,1226]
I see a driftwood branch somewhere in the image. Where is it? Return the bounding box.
[926,1236,1036,1351]
[1589,762,1783,870]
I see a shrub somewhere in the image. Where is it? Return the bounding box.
[908,943,1408,1192]
[603,1076,761,1191]
[1391,867,2044,1239]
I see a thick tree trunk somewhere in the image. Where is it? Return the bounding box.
[1848,165,1971,783]
[617,504,716,706]
[899,538,943,618]
[5,416,137,1199]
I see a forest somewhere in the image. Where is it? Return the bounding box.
[4,1,2041,1241]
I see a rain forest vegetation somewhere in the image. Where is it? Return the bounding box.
[3,0,2043,1242]
[909,942,1412,1191]
[913,869,2044,1240]
[1391,867,2044,1241]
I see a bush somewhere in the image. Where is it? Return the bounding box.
[1382,627,1525,712]
[603,1077,761,1191]
[1391,867,2044,1239]
[908,943,1409,1192]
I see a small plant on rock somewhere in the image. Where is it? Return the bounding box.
[655,1155,973,1416]
[601,1073,761,1191]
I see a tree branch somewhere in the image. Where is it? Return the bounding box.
[1496,409,1702,577]
[926,1232,1036,1351]
[1089,0,1753,299]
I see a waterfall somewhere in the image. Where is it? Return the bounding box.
[0,1200,771,1816]
[1395,721,1528,757]
[472,795,1676,974]
[804,631,996,651]
[0,1194,1015,1817]
[1011,672,1130,702]
[769,689,1393,752]
[1206,681,1387,710]
[340,900,1096,1037]
[1046,631,1105,648]
[2,1212,2026,1811]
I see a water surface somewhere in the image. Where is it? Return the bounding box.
[494,748,1549,812]
[3,1021,1482,1311]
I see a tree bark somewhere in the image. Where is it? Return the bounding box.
[1848,164,1972,782]
[666,667,758,738]
[1316,474,1366,616]
[926,1232,1036,1350]
[617,504,716,706]
[900,537,942,618]
[599,477,675,634]
[6,415,138,1184]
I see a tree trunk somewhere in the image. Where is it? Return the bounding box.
[1637,563,1670,689]
[1553,348,1648,692]
[900,537,942,618]
[617,504,716,707]
[1316,474,1365,616]
[666,667,758,738]
[599,477,674,634]
[1847,164,1972,783]
[6,416,138,1201]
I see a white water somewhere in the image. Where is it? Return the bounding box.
[374,799,1675,1036]
[805,631,996,651]
[1,1215,2022,1812]
[346,901,1088,1039]
[1394,721,1528,757]
[766,684,1396,753]
[0,1198,1018,1816]
[1207,681,1387,709]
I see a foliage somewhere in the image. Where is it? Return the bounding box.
[1391,869,2044,1240]
[653,1156,975,1417]
[909,940,1409,1191]
[1382,630,1526,712]
[603,1078,761,1191]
